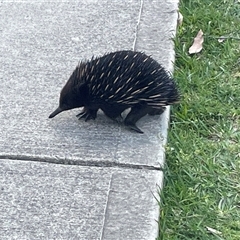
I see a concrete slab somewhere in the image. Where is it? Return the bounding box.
[0,159,162,240]
[0,0,179,239]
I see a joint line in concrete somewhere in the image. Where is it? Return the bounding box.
[132,0,144,51]
[99,173,113,240]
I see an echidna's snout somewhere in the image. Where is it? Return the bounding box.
[49,106,64,118]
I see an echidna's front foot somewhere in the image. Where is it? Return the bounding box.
[76,107,97,121]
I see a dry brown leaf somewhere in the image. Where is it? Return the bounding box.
[189,29,204,54]
[177,11,183,26]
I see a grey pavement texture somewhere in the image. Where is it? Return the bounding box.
[0,0,179,239]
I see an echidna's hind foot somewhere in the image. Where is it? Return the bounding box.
[101,105,125,123]
[148,107,166,116]
[126,124,144,134]
[124,104,150,134]
[76,107,98,121]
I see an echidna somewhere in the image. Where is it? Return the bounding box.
[49,50,179,133]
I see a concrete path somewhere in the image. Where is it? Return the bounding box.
[0,0,179,239]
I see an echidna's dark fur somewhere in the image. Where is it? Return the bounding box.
[49,50,180,133]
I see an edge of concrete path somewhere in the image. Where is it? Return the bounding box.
[134,1,179,239]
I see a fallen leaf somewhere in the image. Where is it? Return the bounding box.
[206,226,222,235]
[189,29,204,54]
[177,11,183,26]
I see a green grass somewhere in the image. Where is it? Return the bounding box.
[158,0,240,239]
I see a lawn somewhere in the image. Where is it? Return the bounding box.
[158,0,240,239]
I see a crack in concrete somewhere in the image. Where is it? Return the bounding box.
[0,154,163,171]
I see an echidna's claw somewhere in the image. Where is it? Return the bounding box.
[76,112,86,118]
[76,107,97,121]
[84,113,95,122]
[126,124,144,134]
